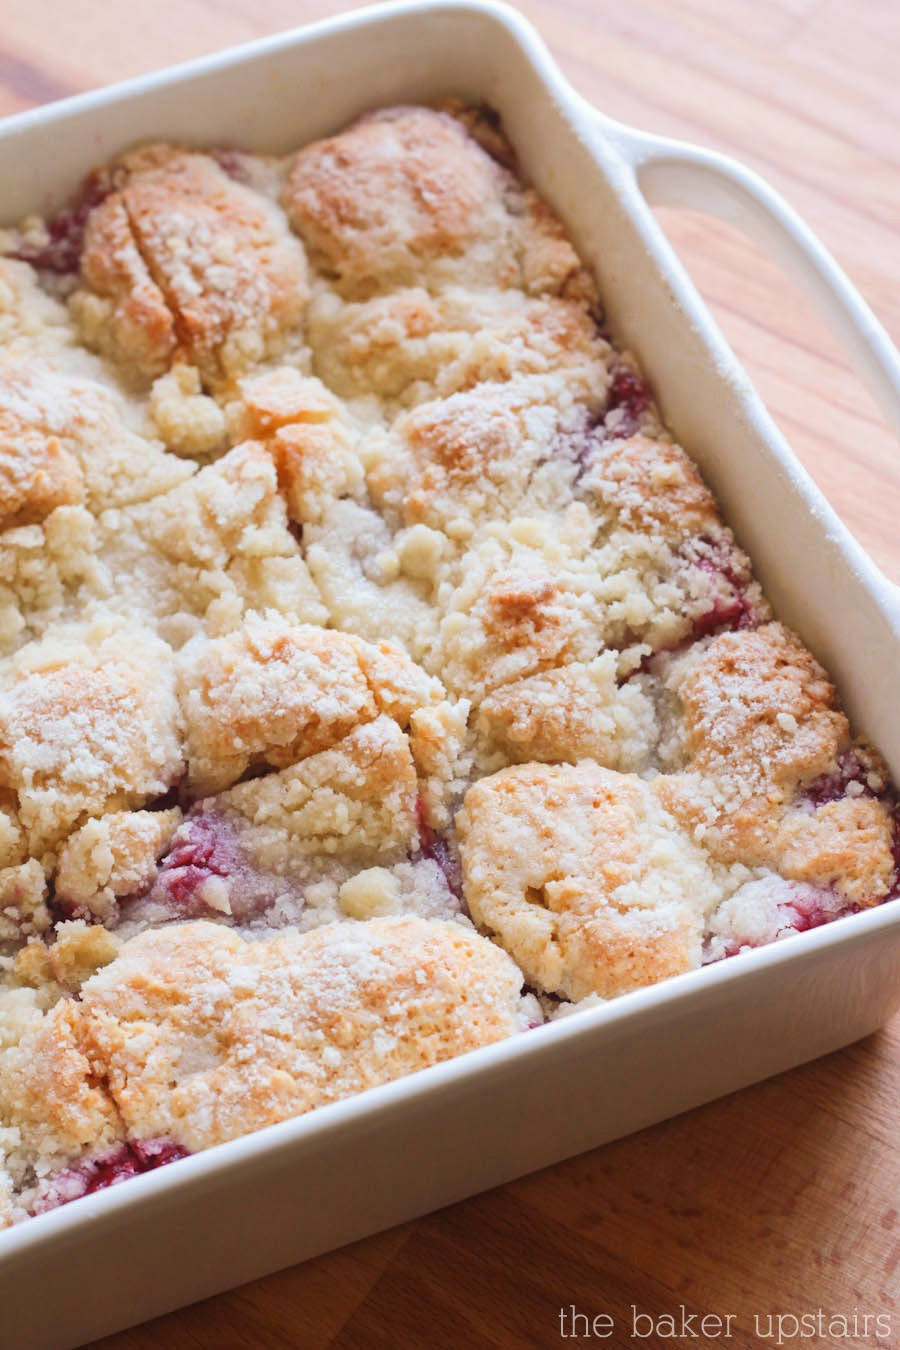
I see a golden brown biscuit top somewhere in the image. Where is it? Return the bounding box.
[178,614,445,795]
[282,107,516,296]
[0,627,182,855]
[585,435,720,540]
[458,762,713,1000]
[78,146,307,387]
[674,622,848,792]
[0,917,536,1173]
[0,101,894,1226]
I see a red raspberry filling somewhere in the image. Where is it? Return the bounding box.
[683,533,762,639]
[143,810,311,924]
[802,748,883,808]
[800,757,900,900]
[783,889,849,934]
[150,812,240,913]
[712,888,854,961]
[8,170,111,274]
[415,796,463,900]
[603,366,649,440]
[32,1139,189,1215]
[211,148,256,185]
[566,370,652,479]
[889,808,900,899]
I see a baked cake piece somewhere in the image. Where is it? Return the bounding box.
[654,623,896,907]
[281,106,592,302]
[49,615,469,935]
[307,287,614,410]
[0,100,894,1224]
[0,358,198,654]
[0,916,538,1222]
[70,146,308,390]
[459,622,896,998]
[427,432,766,768]
[0,620,182,861]
[0,360,191,509]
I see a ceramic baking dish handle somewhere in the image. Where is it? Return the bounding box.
[609,125,900,440]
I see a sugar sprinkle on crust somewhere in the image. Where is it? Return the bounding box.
[178,613,453,797]
[0,625,182,857]
[458,762,710,1001]
[282,107,590,303]
[74,146,308,389]
[656,623,895,903]
[0,914,537,1208]
[0,101,894,1225]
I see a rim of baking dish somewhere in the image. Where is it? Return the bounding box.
[0,0,898,1253]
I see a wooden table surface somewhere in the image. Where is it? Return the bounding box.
[2,2,898,1346]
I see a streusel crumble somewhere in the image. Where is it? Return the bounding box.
[0,103,895,1224]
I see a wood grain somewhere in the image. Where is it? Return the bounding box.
[1,2,897,1346]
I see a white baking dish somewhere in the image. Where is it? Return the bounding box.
[2,4,899,1345]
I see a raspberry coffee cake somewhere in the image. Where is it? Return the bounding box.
[0,103,895,1224]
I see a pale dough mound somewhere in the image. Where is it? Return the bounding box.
[581,434,720,539]
[0,360,199,655]
[477,655,655,772]
[99,441,327,647]
[0,259,77,358]
[307,286,612,409]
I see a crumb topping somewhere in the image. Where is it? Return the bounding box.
[0,100,893,1225]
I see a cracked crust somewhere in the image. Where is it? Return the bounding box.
[0,101,894,1224]
[476,655,655,771]
[74,146,308,388]
[100,441,327,647]
[0,915,537,1188]
[178,613,446,795]
[656,624,895,903]
[79,917,536,1151]
[226,369,364,524]
[113,690,471,935]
